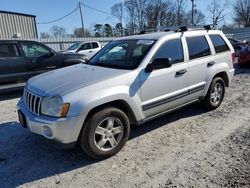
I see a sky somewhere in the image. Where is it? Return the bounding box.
[0,0,233,35]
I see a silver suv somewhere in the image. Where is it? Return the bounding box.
[17,27,235,159]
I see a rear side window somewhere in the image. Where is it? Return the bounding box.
[92,42,99,49]
[209,35,229,53]
[154,39,184,64]
[186,36,211,60]
[0,43,19,57]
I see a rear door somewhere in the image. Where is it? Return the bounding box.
[90,42,101,58]
[0,42,27,84]
[185,35,212,100]
[77,42,94,59]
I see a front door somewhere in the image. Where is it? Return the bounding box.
[140,38,189,118]
[20,41,56,77]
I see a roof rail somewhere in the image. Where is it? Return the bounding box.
[138,25,215,35]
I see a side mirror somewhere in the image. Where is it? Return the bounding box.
[145,58,172,72]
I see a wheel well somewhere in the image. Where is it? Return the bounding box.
[84,100,137,125]
[214,72,229,87]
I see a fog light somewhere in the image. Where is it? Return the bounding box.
[43,126,53,138]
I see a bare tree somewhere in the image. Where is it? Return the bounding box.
[111,3,124,35]
[234,0,250,27]
[187,10,205,26]
[133,0,149,30]
[175,0,187,26]
[50,26,67,38]
[124,0,137,34]
[145,0,176,28]
[73,28,92,37]
[208,0,227,27]
[40,32,50,39]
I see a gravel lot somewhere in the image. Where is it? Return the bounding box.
[0,65,249,188]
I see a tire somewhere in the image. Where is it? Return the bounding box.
[201,77,225,110]
[79,107,130,159]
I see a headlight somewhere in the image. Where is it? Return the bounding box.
[41,95,70,117]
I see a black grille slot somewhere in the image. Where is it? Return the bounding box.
[24,88,42,115]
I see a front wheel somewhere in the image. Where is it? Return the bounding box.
[201,77,225,110]
[79,107,130,159]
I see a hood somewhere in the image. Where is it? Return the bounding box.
[27,64,127,96]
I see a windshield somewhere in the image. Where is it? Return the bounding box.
[88,39,155,70]
[67,42,81,50]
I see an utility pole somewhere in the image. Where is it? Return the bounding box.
[79,2,85,37]
[191,0,195,26]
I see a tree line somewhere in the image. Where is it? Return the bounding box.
[40,0,250,38]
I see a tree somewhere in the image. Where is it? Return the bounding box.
[234,0,250,27]
[93,24,103,37]
[73,28,92,37]
[208,0,227,27]
[111,3,124,35]
[175,0,187,26]
[103,24,113,37]
[124,0,137,34]
[145,0,176,28]
[50,26,67,38]
[40,32,50,38]
[187,10,205,26]
[114,23,123,37]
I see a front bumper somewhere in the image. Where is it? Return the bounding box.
[17,98,85,145]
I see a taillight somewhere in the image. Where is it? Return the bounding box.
[232,52,235,64]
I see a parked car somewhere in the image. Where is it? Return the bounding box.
[227,38,248,56]
[18,27,235,159]
[0,40,87,85]
[63,41,101,59]
[228,38,250,67]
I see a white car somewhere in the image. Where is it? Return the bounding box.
[18,26,235,159]
[63,41,101,59]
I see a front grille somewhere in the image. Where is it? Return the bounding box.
[23,88,43,115]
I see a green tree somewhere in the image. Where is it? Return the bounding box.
[94,24,103,37]
[103,24,113,37]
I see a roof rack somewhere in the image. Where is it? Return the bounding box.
[138,25,215,35]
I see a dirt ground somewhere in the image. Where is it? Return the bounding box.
[0,65,249,188]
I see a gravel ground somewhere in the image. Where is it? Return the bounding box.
[0,65,249,188]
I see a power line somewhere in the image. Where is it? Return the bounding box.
[80,2,113,16]
[37,6,79,24]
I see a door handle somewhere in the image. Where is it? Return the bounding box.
[207,61,215,67]
[176,69,187,76]
[89,51,93,53]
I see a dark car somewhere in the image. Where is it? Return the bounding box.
[227,38,248,56]
[228,38,250,67]
[0,40,87,85]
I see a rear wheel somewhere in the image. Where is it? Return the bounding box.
[79,107,130,159]
[201,77,225,110]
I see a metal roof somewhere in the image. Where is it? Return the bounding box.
[0,10,36,17]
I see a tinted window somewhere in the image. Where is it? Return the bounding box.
[21,42,50,57]
[80,43,92,50]
[92,42,99,49]
[0,43,19,57]
[186,36,211,60]
[210,35,229,53]
[154,39,184,64]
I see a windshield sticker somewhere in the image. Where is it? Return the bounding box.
[136,40,154,45]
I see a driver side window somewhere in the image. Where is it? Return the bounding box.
[21,42,50,57]
[154,39,184,64]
